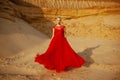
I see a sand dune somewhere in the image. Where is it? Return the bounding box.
[0,17,120,80]
[0,17,48,57]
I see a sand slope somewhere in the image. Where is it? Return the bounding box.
[0,18,48,57]
[0,17,120,80]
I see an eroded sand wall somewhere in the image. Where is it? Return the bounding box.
[1,0,120,40]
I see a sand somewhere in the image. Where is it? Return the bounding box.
[0,17,120,80]
[0,17,48,57]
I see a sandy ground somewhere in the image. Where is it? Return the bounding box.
[0,17,120,80]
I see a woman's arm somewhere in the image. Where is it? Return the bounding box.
[51,28,54,39]
[64,26,67,37]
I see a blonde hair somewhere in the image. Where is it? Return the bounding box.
[57,16,61,21]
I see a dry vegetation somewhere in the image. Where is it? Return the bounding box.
[12,0,120,9]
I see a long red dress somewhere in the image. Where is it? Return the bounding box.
[34,26,85,72]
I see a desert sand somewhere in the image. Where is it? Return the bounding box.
[0,17,120,80]
[0,0,120,80]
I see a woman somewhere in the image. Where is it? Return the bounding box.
[34,17,85,73]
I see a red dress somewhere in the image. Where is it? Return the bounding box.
[34,26,85,72]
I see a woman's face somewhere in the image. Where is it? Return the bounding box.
[56,17,61,24]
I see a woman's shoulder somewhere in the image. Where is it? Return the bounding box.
[62,25,65,28]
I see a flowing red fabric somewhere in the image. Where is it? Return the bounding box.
[34,26,85,72]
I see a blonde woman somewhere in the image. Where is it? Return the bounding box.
[35,17,85,73]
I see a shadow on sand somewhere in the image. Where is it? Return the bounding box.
[64,45,100,72]
[78,45,100,67]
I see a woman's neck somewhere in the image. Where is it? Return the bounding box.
[56,24,61,27]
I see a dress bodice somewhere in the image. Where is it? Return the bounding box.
[53,26,65,37]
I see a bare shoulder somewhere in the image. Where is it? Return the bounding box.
[52,26,56,29]
[62,25,65,28]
